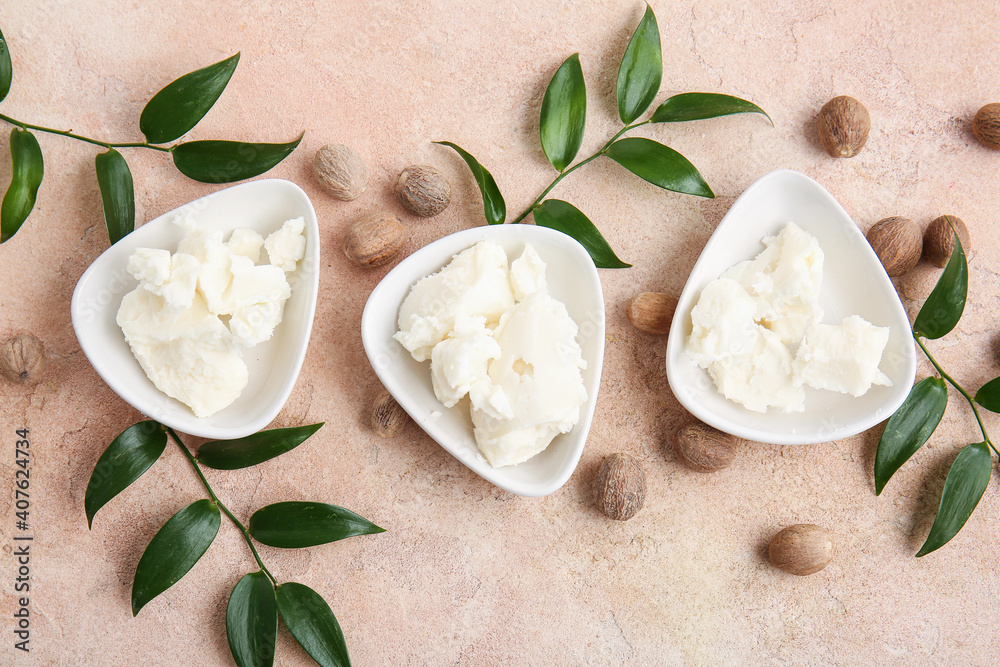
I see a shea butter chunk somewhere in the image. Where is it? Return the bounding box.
[794,315,891,396]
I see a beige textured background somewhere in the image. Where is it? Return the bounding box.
[2,0,999,665]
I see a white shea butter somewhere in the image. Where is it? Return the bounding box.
[117,214,305,418]
[394,241,587,468]
[686,222,891,413]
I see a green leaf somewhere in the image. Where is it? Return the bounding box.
[913,224,967,339]
[198,423,323,470]
[227,571,277,667]
[974,376,1000,413]
[1,128,44,242]
[651,92,772,124]
[95,148,135,244]
[874,377,948,495]
[171,134,302,184]
[916,442,992,557]
[0,28,12,103]
[249,501,385,549]
[532,198,631,269]
[605,137,714,198]
[434,141,506,224]
[276,582,350,667]
[616,4,662,124]
[132,498,220,616]
[540,53,587,172]
[85,420,167,528]
[139,53,240,144]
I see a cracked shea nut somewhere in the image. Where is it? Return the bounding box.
[768,524,833,576]
[314,144,369,201]
[972,103,1000,150]
[816,95,870,158]
[1,333,46,385]
[594,453,645,521]
[371,389,409,437]
[343,211,407,268]
[924,215,971,269]
[866,216,922,277]
[674,420,738,472]
[627,292,677,335]
[395,165,451,217]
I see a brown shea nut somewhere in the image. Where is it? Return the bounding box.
[395,165,451,217]
[866,216,922,277]
[924,215,971,269]
[371,389,409,437]
[768,523,833,576]
[1,333,46,385]
[816,95,871,158]
[314,144,369,201]
[626,292,678,335]
[343,212,407,268]
[594,453,646,521]
[972,103,1000,150]
[674,420,738,472]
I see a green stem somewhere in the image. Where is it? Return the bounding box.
[510,120,648,224]
[0,112,171,152]
[915,335,1000,457]
[163,426,278,586]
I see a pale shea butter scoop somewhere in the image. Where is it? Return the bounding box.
[117,214,306,418]
[394,241,587,467]
[686,222,891,413]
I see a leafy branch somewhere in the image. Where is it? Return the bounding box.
[0,28,302,245]
[86,421,383,667]
[874,221,996,557]
[436,4,771,268]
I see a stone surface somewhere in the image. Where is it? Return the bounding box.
[1,0,999,665]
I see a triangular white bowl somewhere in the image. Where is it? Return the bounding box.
[666,169,916,445]
[362,225,605,497]
[71,179,320,440]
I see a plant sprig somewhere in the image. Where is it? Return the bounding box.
[0,28,302,245]
[436,4,770,268]
[874,222,997,557]
[85,420,383,667]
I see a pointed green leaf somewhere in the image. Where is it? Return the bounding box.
[198,423,323,470]
[1,128,44,242]
[533,198,631,269]
[605,137,714,198]
[85,420,167,528]
[140,53,240,144]
[249,501,384,549]
[974,376,1000,413]
[132,498,220,616]
[916,442,992,557]
[95,148,135,244]
[540,53,587,172]
[171,134,302,184]
[913,224,967,339]
[0,28,12,103]
[227,571,277,667]
[651,92,772,124]
[276,582,350,667]
[617,4,661,124]
[874,377,948,495]
[434,141,506,224]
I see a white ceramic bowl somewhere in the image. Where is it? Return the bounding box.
[71,179,320,440]
[666,169,916,445]
[362,225,605,497]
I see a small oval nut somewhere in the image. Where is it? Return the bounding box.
[371,390,409,437]
[627,292,677,335]
[314,144,369,201]
[594,453,646,521]
[395,165,451,217]
[923,215,971,269]
[972,103,1000,150]
[866,216,922,277]
[343,212,407,268]
[768,523,833,576]
[674,420,738,472]
[816,95,870,158]
[1,333,46,385]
